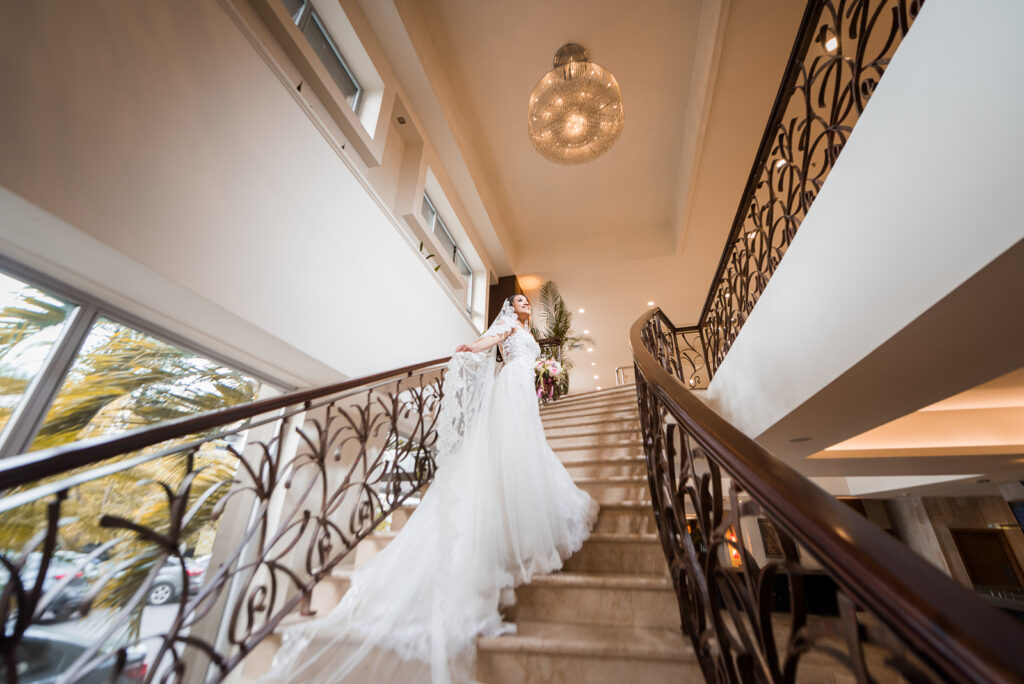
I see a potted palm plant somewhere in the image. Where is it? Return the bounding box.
[531,281,592,400]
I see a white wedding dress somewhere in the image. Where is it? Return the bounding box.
[262,304,599,683]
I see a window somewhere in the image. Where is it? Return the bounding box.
[282,0,362,112]
[0,274,75,436]
[0,267,263,457]
[422,193,475,312]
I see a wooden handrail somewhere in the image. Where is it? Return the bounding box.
[630,307,1024,682]
[0,356,450,492]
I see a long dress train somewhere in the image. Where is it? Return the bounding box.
[262,317,598,683]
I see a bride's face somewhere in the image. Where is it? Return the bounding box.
[511,295,531,318]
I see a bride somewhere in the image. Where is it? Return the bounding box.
[262,294,599,683]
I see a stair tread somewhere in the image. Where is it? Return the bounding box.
[574,475,647,484]
[562,456,646,466]
[546,428,641,439]
[477,621,692,661]
[528,572,672,590]
[586,532,660,543]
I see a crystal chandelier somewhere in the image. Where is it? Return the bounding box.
[528,43,624,165]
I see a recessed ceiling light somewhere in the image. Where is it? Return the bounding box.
[596,386,602,390]
[587,347,593,352]
[582,329,589,334]
[591,362,596,366]
[593,375,599,379]
[578,308,585,313]
[647,301,654,306]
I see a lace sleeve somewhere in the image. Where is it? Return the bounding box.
[435,350,494,465]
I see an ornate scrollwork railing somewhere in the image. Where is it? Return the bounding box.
[631,308,1024,683]
[0,357,449,683]
[677,0,925,378]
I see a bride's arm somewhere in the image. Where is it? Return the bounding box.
[455,327,517,354]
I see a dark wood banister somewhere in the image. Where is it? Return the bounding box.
[0,355,450,492]
[630,308,1024,682]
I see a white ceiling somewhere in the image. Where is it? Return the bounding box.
[413,0,700,269]
[378,0,810,393]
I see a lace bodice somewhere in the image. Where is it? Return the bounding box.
[500,326,540,364]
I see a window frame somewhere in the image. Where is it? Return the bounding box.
[0,256,286,459]
[286,0,363,114]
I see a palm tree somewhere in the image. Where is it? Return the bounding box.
[0,287,260,636]
[532,281,592,397]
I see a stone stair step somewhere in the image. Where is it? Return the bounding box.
[509,573,678,629]
[392,501,656,535]
[589,502,658,535]
[542,408,640,426]
[545,428,643,448]
[540,399,637,419]
[542,387,636,409]
[550,443,645,460]
[475,621,698,684]
[354,531,396,567]
[576,476,650,503]
[562,456,646,478]
[308,566,354,614]
[542,417,640,437]
[563,533,667,576]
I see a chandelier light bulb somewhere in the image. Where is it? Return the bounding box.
[528,43,625,165]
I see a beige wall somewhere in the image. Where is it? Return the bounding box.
[0,0,484,386]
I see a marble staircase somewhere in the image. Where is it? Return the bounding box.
[475,384,698,682]
[240,383,699,682]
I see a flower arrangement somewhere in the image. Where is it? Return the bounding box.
[535,357,562,403]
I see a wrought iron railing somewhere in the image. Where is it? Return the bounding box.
[680,0,924,379]
[631,308,1024,682]
[0,357,449,683]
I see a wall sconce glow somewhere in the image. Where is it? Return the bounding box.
[647,301,655,306]
[578,308,585,313]
[825,36,838,52]
[596,386,602,390]
[591,362,596,366]
[593,375,599,380]
[582,329,589,334]
[587,347,594,352]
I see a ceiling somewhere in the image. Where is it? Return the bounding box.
[376,0,811,393]
[411,0,699,270]
[800,366,1024,496]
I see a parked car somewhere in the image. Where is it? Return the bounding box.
[146,557,204,606]
[0,626,146,683]
[0,553,92,622]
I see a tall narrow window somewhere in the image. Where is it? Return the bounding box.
[282,0,362,112]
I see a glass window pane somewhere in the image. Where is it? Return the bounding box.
[434,220,456,261]
[29,318,261,451]
[302,12,360,103]
[421,196,435,228]
[455,251,471,278]
[279,0,305,23]
[0,273,75,435]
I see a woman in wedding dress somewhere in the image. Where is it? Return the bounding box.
[263,294,599,683]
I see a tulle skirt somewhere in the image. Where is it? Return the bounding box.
[262,358,598,684]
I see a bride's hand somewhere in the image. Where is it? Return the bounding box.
[455,344,472,353]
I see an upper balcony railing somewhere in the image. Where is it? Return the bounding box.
[631,307,1024,683]
[689,0,924,381]
[0,356,449,683]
